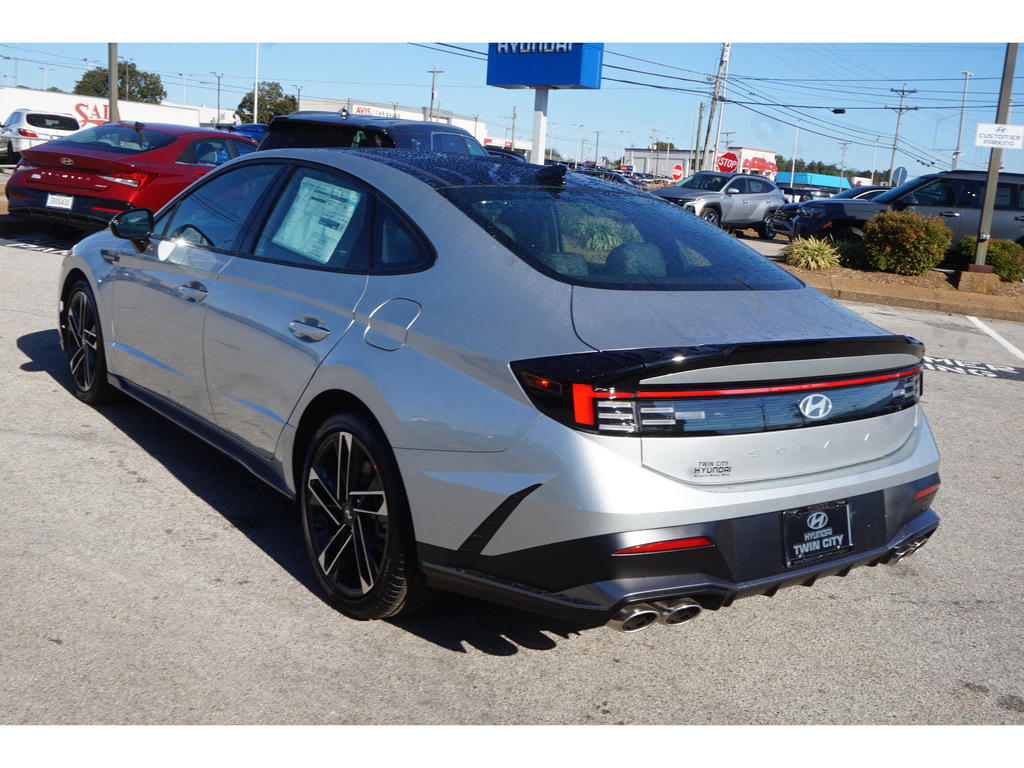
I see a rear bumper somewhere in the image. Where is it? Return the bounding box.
[419,474,941,627]
[7,185,131,229]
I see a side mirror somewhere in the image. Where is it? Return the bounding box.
[725,187,740,194]
[109,208,154,242]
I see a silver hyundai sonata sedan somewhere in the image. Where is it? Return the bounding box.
[58,149,940,633]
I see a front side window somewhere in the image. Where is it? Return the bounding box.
[441,186,802,291]
[156,163,280,250]
[674,173,730,192]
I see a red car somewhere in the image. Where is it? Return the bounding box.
[5,121,257,229]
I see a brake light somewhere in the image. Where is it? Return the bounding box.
[614,537,714,555]
[17,128,39,138]
[913,483,940,501]
[98,170,155,188]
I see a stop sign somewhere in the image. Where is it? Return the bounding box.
[717,152,738,173]
[671,163,684,181]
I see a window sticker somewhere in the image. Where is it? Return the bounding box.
[271,177,361,264]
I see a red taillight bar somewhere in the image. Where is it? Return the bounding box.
[614,536,714,555]
[571,366,921,426]
[914,483,940,501]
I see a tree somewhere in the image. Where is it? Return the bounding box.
[236,82,297,124]
[74,63,166,104]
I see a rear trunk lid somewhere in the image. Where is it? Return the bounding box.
[569,285,925,484]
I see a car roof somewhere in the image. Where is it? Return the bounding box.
[97,121,248,138]
[254,147,651,194]
[268,111,476,137]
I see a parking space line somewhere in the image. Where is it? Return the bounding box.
[967,316,1024,362]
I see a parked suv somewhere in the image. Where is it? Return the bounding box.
[2,109,81,163]
[259,110,489,156]
[790,170,1024,246]
[652,171,787,238]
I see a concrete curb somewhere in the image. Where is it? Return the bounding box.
[791,272,1024,323]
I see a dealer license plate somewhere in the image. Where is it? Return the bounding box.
[782,500,853,567]
[46,193,74,210]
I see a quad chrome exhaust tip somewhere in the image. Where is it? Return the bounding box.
[606,598,703,633]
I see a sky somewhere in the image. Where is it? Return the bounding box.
[3,5,1022,177]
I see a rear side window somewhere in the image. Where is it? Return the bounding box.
[254,167,372,270]
[441,186,801,291]
[250,166,433,274]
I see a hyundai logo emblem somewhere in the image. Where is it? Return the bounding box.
[807,511,829,530]
[60,157,74,166]
[799,393,833,419]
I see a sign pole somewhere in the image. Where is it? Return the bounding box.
[531,88,549,164]
[974,43,1018,268]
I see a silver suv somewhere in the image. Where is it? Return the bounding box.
[653,171,787,238]
[791,170,1024,246]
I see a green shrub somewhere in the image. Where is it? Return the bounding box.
[834,239,873,271]
[781,237,841,270]
[862,210,953,276]
[956,236,1024,282]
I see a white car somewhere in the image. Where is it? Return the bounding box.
[1,109,81,163]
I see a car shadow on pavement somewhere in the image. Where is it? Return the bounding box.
[17,328,599,654]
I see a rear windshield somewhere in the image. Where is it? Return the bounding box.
[26,113,80,131]
[53,123,177,155]
[260,125,393,150]
[440,186,803,292]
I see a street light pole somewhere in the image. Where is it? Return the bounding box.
[953,71,973,170]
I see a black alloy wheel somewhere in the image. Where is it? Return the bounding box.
[301,413,435,620]
[63,280,115,404]
[760,214,778,240]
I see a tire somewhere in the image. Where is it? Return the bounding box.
[832,227,864,243]
[301,412,435,620]
[3,141,16,164]
[63,280,116,405]
[759,214,778,240]
[701,208,720,227]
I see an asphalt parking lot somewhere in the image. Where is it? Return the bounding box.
[2,221,1023,741]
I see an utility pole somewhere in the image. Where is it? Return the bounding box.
[210,73,223,127]
[973,44,1018,268]
[511,106,517,151]
[427,67,443,120]
[594,131,601,166]
[701,43,730,171]
[886,85,918,185]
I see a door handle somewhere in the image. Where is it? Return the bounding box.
[100,249,121,263]
[938,211,961,218]
[289,317,331,342]
[178,282,208,303]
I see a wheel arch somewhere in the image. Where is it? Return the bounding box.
[289,388,384,496]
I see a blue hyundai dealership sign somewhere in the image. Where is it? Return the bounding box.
[486,43,603,90]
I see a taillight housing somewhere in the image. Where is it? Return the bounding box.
[17,128,39,138]
[512,336,925,438]
[99,170,155,188]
